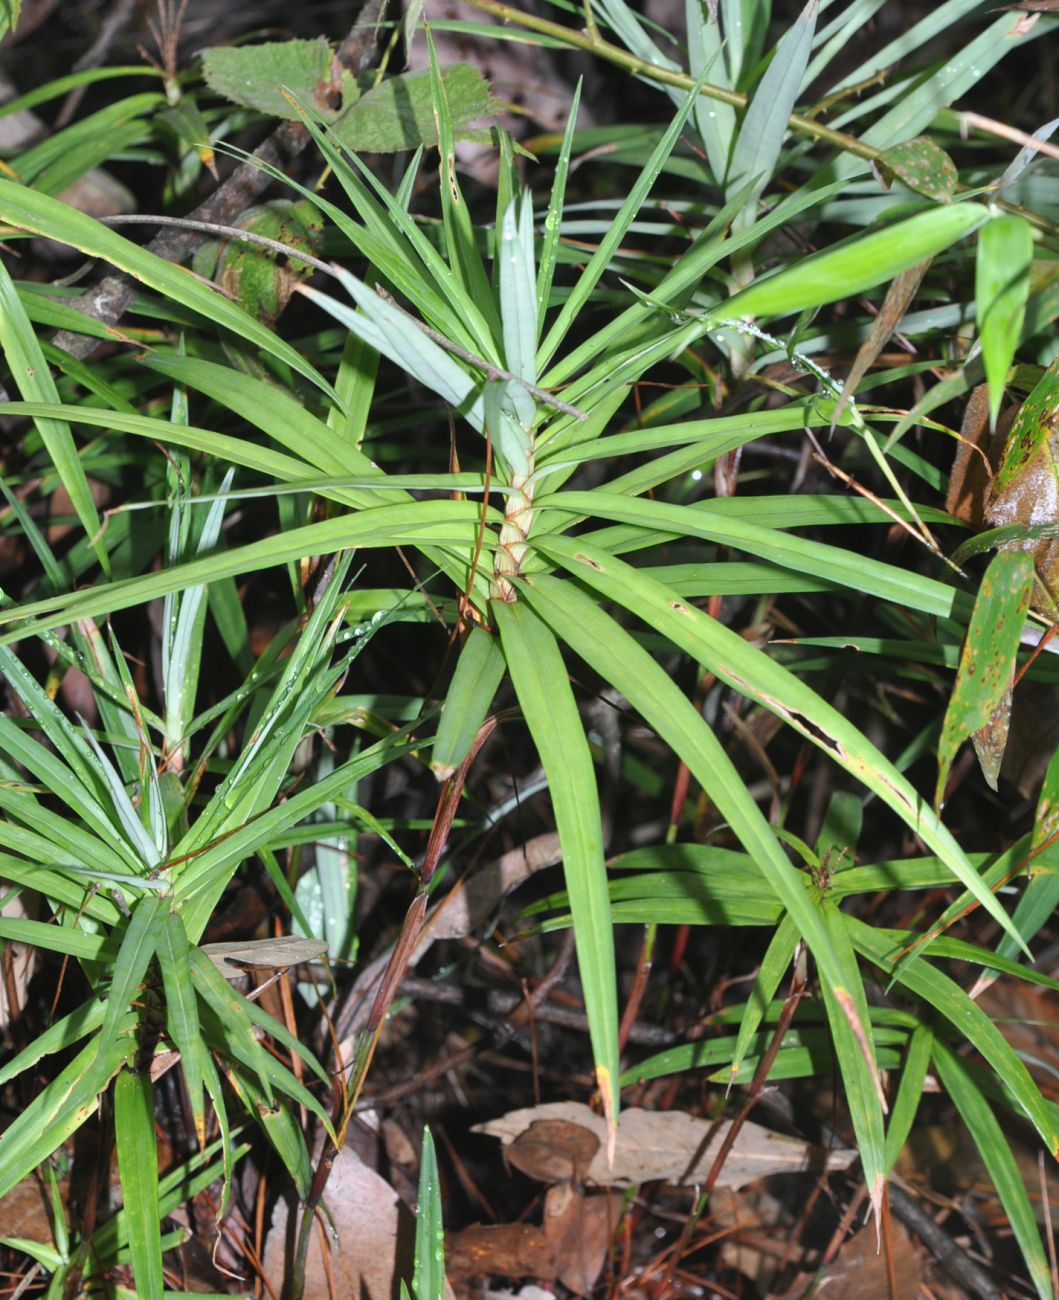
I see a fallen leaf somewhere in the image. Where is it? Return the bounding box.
[543,1184,619,1295]
[201,936,327,977]
[476,1103,857,1189]
[264,1146,455,1298]
[507,1119,600,1184]
[813,1219,924,1298]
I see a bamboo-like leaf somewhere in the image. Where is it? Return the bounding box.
[100,896,165,1054]
[818,900,886,1223]
[113,1068,164,1300]
[537,68,709,373]
[499,192,537,383]
[513,574,861,1036]
[432,625,506,780]
[157,912,205,1148]
[687,0,736,185]
[0,257,105,568]
[492,599,619,1120]
[884,1024,933,1172]
[932,1041,1052,1300]
[936,550,1034,806]
[722,203,988,321]
[726,0,817,211]
[536,79,581,319]
[0,180,334,398]
[532,533,1028,956]
[728,915,799,1090]
[976,214,1034,429]
[0,1036,132,1201]
[0,500,491,643]
[847,918,1059,1155]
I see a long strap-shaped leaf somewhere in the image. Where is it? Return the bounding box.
[516,571,889,1184]
[533,534,1029,958]
[492,599,619,1120]
[114,1068,164,1299]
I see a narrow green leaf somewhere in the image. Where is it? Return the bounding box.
[976,215,1034,428]
[533,533,1029,956]
[0,258,104,568]
[537,68,710,373]
[818,900,886,1221]
[728,916,799,1090]
[0,179,334,398]
[884,1024,933,1172]
[536,79,581,319]
[493,599,619,1118]
[412,1128,444,1300]
[432,625,506,780]
[157,912,205,1148]
[514,574,858,1030]
[113,1069,164,1300]
[726,0,817,211]
[936,550,1034,806]
[100,896,165,1055]
[932,1041,1052,1300]
[848,918,1059,1156]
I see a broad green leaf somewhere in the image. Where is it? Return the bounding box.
[936,550,1034,806]
[432,625,506,780]
[336,66,496,152]
[976,215,1034,428]
[202,39,333,120]
[492,599,619,1120]
[723,203,989,322]
[932,1042,1052,1300]
[114,1069,163,1300]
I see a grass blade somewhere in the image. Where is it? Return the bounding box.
[113,1068,164,1300]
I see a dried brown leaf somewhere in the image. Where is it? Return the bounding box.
[476,1103,857,1189]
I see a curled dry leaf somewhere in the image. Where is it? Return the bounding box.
[200,935,327,978]
[476,1102,857,1189]
[507,1118,601,1183]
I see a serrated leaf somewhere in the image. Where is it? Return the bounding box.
[334,65,497,153]
[202,39,335,121]
[936,550,1034,805]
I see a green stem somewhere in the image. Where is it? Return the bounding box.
[460,0,881,163]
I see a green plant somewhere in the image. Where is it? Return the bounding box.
[1,1,1058,1294]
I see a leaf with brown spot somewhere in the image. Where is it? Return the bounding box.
[874,136,958,200]
[936,549,1035,805]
